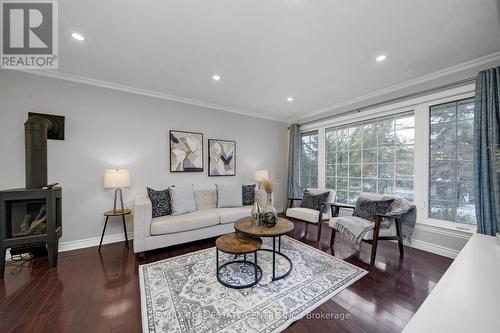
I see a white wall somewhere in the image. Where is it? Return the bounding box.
[0,70,288,244]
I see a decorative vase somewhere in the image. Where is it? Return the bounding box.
[251,197,262,225]
[259,192,277,228]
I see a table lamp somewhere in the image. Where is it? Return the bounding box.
[254,170,269,182]
[254,170,269,190]
[104,169,131,213]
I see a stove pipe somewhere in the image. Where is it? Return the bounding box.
[25,116,53,189]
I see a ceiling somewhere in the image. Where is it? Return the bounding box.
[43,0,500,122]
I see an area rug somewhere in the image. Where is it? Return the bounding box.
[139,235,367,333]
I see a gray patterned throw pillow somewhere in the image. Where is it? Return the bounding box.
[300,190,329,211]
[352,197,394,222]
[147,187,172,218]
[242,184,256,205]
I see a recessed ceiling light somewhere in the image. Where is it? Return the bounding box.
[71,32,85,41]
[212,74,221,81]
[376,54,387,62]
[287,97,294,102]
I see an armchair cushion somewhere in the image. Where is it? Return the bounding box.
[286,207,320,223]
[307,188,336,204]
[352,196,394,221]
[300,190,329,211]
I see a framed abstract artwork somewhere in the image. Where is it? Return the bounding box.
[208,139,236,176]
[170,130,203,172]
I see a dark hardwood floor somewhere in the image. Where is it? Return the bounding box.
[0,222,452,333]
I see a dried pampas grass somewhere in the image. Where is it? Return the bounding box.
[262,179,273,193]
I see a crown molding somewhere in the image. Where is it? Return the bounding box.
[20,69,286,123]
[288,51,500,123]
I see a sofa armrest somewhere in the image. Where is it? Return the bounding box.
[133,193,152,253]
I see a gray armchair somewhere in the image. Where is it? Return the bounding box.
[286,188,336,242]
[329,193,413,265]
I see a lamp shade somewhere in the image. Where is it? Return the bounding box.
[103,169,131,188]
[254,170,269,182]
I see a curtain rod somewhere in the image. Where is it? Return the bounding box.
[292,76,477,128]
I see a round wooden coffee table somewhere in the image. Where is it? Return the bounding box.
[234,217,294,281]
[215,232,263,289]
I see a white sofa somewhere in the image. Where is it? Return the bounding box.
[133,188,258,257]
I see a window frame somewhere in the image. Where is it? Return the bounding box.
[420,94,476,232]
[300,84,476,233]
[299,130,319,192]
[324,111,415,204]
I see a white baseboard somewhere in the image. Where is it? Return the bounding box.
[407,238,460,259]
[5,231,460,261]
[59,232,134,252]
[5,232,134,260]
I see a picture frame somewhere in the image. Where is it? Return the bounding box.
[208,139,236,176]
[170,130,204,172]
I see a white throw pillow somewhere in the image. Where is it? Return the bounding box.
[169,185,196,216]
[217,184,243,208]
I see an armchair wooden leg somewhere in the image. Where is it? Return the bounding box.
[370,219,381,265]
[305,223,309,238]
[317,221,322,242]
[330,228,336,247]
[395,218,404,256]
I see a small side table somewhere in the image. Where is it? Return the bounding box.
[216,232,262,289]
[99,209,131,252]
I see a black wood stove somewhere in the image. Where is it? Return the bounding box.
[0,113,64,279]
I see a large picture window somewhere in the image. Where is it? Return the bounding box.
[300,131,318,192]
[429,98,476,225]
[325,112,415,204]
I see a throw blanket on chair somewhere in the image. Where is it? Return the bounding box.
[333,196,417,249]
[383,196,417,243]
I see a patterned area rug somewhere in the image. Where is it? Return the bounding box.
[139,236,367,333]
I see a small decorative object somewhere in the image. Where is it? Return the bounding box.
[170,130,203,172]
[209,139,236,176]
[104,169,131,213]
[251,197,262,224]
[259,179,277,228]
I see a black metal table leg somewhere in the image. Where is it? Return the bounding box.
[216,252,262,289]
[272,237,276,280]
[257,236,293,281]
[98,216,109,252]
[122,214,129,248]
[254,251,258,283]
[216,248,219,275]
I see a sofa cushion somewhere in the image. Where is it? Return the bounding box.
[170,185,196,216]
[242,184,256,205]
[150,209,219,235]
[217,184,243,208]
[193,189,217,210]
[217,206,252,224]
[286,207,320,223]
[147,187,171,218]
